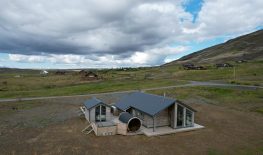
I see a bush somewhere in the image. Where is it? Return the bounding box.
[44,84,56,89]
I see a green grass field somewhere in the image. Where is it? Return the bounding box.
[167,60,263,85]
[0,60,262,98]
[0,62,263,155]
[148,86,263,114]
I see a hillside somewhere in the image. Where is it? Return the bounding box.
[165,29,263,65]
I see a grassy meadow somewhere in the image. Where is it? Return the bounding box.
[148,86,263,114]
[0,61,263,155]
[0,60,262,98]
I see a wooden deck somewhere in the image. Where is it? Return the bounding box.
[141,123,204,137]
[81,107,204,137]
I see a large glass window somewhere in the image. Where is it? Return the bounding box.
[101,105,106,121]
[95,105,106,122]
[95,106,100,122]
[185,109,193,126]
[177,105,184,127]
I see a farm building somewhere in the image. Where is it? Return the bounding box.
[80,92,203,136]
[81,71,99,80]
[215,63,233,68]
[182,63,206,70]
[40,70,48,76]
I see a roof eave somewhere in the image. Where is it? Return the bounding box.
[176,100,197,112]
[84,102,110,110]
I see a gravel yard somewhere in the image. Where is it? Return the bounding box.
[0,93,263,155]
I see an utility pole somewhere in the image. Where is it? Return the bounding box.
[233,66,236,81]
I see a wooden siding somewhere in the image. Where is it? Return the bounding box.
[123,102,195,129]
[84,110,90,121]
[106,106,112,121]
[169,104,176,128]
[89,108,95,122]
[156,108,170,127]
[131,108,171,128]
[117,122,127,135]
[95,125,117,136]
[173,103,177,128]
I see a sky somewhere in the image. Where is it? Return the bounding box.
[0,0,262,69]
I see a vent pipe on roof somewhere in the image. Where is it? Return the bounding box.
[163,92,166,104]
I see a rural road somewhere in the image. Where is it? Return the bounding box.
[0,81,262,103]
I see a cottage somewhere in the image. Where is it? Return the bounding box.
[80,92,203,136]
[114,92,196,132]
[182,63,206,70]
[215,63,233,68]
[81,71,99,80]
[182,63,194,70]
[236,60,247,63]
[40,70,48,76]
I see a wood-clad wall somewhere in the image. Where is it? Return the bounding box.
[117,122,127,135]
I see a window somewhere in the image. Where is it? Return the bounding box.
[101,105,106,121]
[95,106,100,122]
[185,109,193,126]
[95,105,106,122]
[177,105,184,127]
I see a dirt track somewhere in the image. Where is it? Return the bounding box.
[0,95,263,155]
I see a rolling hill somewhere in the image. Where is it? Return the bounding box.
[165,29,263,65]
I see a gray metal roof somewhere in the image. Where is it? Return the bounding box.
[115,92,176,116]
[84,98,106,110]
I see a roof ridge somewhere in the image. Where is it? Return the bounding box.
[134,92,175,101]
[90,97,102,102]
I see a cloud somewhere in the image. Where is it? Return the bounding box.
[1,0,263,67]
[185,0,263,39]
[0,0,190,54]
[9,54,45,63]
[8,45,187,67]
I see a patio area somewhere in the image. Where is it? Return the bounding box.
[141,123,204,137]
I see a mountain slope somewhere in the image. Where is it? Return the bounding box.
[165,30,263,65]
